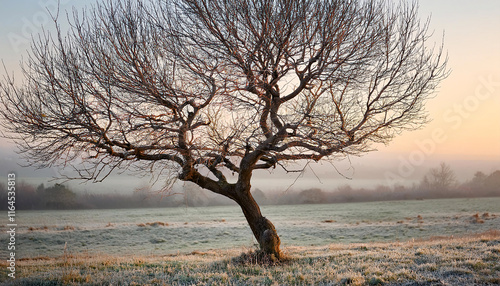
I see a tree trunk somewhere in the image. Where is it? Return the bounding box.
[234,186,282,260]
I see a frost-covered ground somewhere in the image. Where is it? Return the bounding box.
[1,197,499,259]
[1,198,500,284]
[1,231,499,285]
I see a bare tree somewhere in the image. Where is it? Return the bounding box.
[421,162,457,193]
[0,0,448,259]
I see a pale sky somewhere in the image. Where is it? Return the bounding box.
[0,1,499,192]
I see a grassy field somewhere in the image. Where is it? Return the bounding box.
[1,230,499,285]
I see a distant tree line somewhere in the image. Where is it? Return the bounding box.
[0,181,236,210]
[0,183,80,210]
[1,163,499,210]
[266,164,500,205]
[0,182,183,210]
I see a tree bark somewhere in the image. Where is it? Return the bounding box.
[234,185,282,260]
[186,167,282,259]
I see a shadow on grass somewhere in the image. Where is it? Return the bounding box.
[230,249,292,266]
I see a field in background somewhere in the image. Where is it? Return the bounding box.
[1,197,499,259]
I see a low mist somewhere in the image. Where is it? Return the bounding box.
[2,163,499,211]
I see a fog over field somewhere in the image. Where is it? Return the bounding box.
[2,145,500,197]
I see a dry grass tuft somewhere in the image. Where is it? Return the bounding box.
[28,225,50,231]
[472,213,485,224]
[232,249,291,266]
[137,221,169,227]
[18,256,52,262]
[63,225,75,231]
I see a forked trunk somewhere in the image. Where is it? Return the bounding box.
[234,186,282,260]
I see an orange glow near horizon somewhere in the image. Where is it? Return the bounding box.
[382,72,500,160]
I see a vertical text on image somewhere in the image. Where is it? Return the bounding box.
[7,173,16,279]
